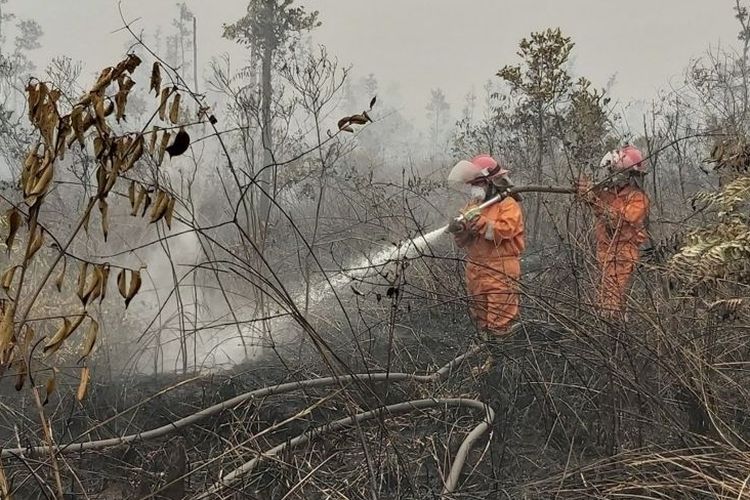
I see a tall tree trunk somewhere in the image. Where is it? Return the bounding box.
[256,41,274,340]
[530,106,544,243]
[193,15,198,93]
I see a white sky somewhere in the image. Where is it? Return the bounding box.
[6,0,743,126]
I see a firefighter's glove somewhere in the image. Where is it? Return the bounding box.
[446,218,466,234]
[463,206,482,222]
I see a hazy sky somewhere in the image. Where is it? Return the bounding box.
[6,0,743,127]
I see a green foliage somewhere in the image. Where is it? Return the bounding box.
[671,175,750,282]
[497,28,574,105]
[223,0,320,52]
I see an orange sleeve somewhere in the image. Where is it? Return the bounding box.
[622,191,649,226]
[473,199,523,241]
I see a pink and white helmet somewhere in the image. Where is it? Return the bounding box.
[600,145,646,173]
[448,154,510,185]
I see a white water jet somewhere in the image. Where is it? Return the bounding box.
[137,225,449,373]
[304,227,447,305]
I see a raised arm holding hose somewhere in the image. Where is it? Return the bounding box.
[575,145,650,319]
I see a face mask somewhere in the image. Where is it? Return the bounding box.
[469,185,487,201]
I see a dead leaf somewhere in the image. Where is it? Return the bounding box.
[348,114,368,125]
[117,269,127,299]
[124,135,144,171]
[141,192,152,217]
[43,318,72,355]
[131,185,146,216]
[76,366,91,401]
[55,256,66,292]
[77,261,89,300]
[0,303,15,354]
[150,191,168,223]
[79,318,98,361]
[169,93,181,124]
[24,227,43,262]
[43,369,57,405]
[81,264,101,305]
[14,358,26,391]
[5,208,22,253]
[128,180,136,210]
[98,198,109,242]
[1,266,18,292]
[150,62,162,96]
[158,87,172,121]
[99,263,110,303]
[337,116,351,130]
[158,131,171,165]
[126,269,141,309]
[165,196,176,229]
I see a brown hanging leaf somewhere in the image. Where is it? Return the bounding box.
[348,114,368,125]
[165,196,176,229]
[26,82,41,121]
[24,227,43,262]
[77,261,89,301]
[43,369,57,405]
[104,166,119,196]
[5,208,22,253]
[14,357,27,391]
[69,105,86,147]
[55,256,67,292]
[99,263,110,303]
[98,198,109,242]
[91,67,114,95]
[123,135,144,171]
[95,164,107,197]
[341,125,354,133]
[123,53,142,73]
[92,92,107,127]
[125,269,142,308]
[0,303,15,354]
[150,62,162,96]
[128,180,136,210]
[337,116,351,130]
[117,269,127,299]
[369,96,377,109]
[141,192,152,217]
[81,263,102,305]
[149,126,160,154]
[158,87,172,121]
[169,93,181,124]
[158,131,171,165]
[82,199,93,234]
[43,318,72,355]
[76,366,91,401]
[1,266,18,292]
[29,159,54,197]
[150,191,169,223]
[79,318,98,361]
[114,75,135,122]
[131,185,146,216]
[68,311,86,337]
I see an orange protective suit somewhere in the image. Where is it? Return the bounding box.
[454,197,525,335]
[586,183,650,315]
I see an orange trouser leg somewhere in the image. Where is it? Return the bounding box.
[466,258,521,335]
[596,242,639,314]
